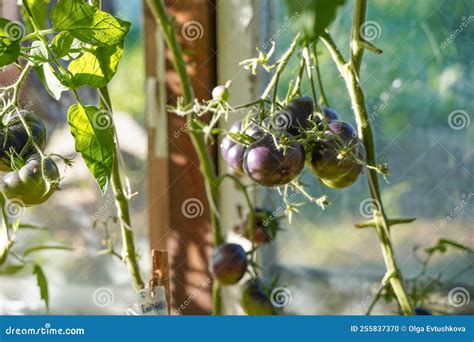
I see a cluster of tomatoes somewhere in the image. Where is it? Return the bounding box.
[220,96,364,189]
[0,111,60,206]
[212,96,365,314]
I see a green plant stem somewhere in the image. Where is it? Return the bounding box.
[312,43,329,107]
[302,44,318,103]
[147,0,224,314]
[260,33,300,102]
[320,4,414,315]
[99,87,144,290]
[350,0,367,72]
[21,29,54,42]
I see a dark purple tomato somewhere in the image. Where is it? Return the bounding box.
[241,278,277,315]
[220,121,261,173]
[210,243,248,285]
[0,111,47,171]
[274,96,314,135]
[234,208,278,245]
[322,107,340,122]
[414,307,432,315]
[243,134,304,187]
[315,108,340,130]
[310,121,364,188]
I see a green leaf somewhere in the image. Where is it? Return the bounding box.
[28,40,49,65]
[0,18,22,67]
[284,0,347,42]
[21,0,50,31]
[33,264,49,310]
[35,63,68,100]
[68,43,124,88]
[23,245,73,257]
[51,31,79,59]
[0,264,25,275]
[51,0,131,47]
[68,104,114,194]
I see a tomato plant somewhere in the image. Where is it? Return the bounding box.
[147,0,416,316]
[0,0,144,309]
[0,0,469,316]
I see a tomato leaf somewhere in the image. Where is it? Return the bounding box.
[51,31,82,59]
[35,63,68,100]
[0,18,22,67]
[33,264,49,310]
[68,43,124,88]
[68,104,114,194]
[21,0,50,31]
[51,0,130,47]
[28,40,49,65]
[285,0,347,42]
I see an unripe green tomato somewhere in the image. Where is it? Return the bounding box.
[241,279,277,315]
[2,155,60,206]
[212,85,230,101]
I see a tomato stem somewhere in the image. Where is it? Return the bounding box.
[147,0,224,314]
[98,87,145,290]
[320,0,414,315]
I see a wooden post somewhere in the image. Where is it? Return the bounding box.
[143,0,216,314]
[151,249,171,314]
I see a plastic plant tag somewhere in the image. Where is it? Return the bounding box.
[126,286,169,315]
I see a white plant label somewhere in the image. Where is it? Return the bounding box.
[127,286,168,316]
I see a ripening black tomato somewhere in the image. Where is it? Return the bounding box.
[210,243,248,285]
[234,208,278,245]
[241,278,277,315]
[273,96,314,135]
[310,120,364,189]
[315,107,340,127]
[2,155,60,206]
[243,134,305,187]
[220,120,262,173]
[0,111,47,171]
[414,307,432,315]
